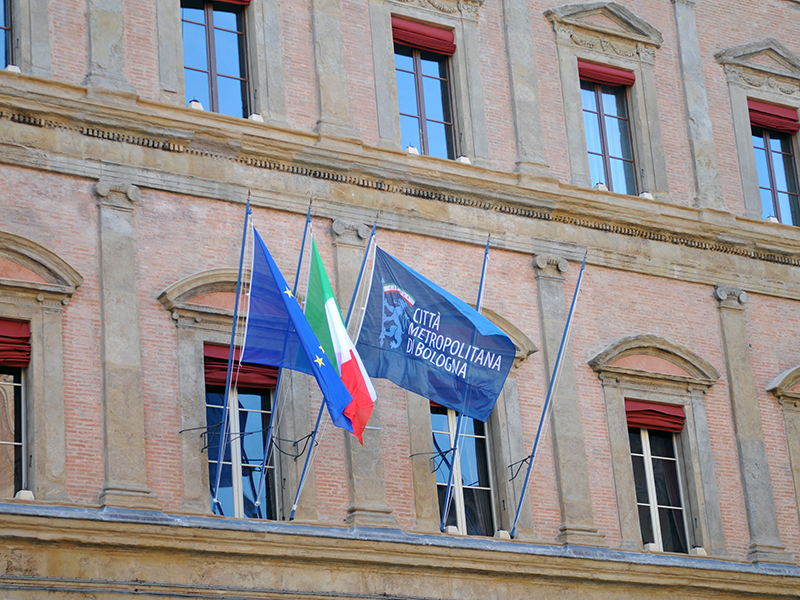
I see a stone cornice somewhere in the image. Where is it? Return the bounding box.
[3,73,800,298]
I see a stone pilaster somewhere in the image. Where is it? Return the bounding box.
[96,180,158,510]
[714,285,792,563]
[501,0,550,182]
[332,220,396,527]
[84,0,135,93]
[534,255,605,546]
[768,377,800,534]
[671,0,725,210]
[311,0,360,142]
[16,0,52,77]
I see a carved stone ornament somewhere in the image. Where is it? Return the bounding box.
[766,365,800,411]
[389,0,483,18]
[533,254,569,274]
[716,38,800,92]
[95,178,141,209]
[545,2,663,61]
[332,219,371,246]
[714,285,749,307]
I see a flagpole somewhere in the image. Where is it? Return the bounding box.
[289,219,377,521]
[440,236,490,531]
[510,253,587,538]
[211,192,252,512]
[252,200,313,516]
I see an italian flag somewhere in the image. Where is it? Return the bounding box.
[305,238,377,443]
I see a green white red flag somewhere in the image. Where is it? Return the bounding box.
[305,238,377,443]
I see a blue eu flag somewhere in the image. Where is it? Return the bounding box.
[242,228,354,433]
[356,247,516,422]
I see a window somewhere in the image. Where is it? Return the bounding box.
[1,0,10,68]
[749,101,800,225]
[430,405,494,536]
[629,426,689,554]
[0,369,24,498]
[181,0,249,118]
[393,18,456,159]
[579,62,637,195]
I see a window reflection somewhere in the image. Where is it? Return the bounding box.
[753,126,800,225]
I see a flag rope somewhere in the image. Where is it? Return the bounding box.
[510,253,587,538]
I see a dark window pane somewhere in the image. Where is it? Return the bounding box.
[184,68,211,109]
[241,464,267,518]
[0,444,15,498]
[628,428,643,454]
[462,487,494,536]
[659,507,688,553]
[751,126,765,149]
[583,112,603,154]
[183,21,209,71]
[778,151,799,194]
[631,455,649,503]
[648,431,675,458]
[588,153,606,187]
[609,158,636,195]
[214,28,244,78]
[430,407,449,433]
[0,381,16,444]
[395,70,419,117]
[753,146,771,190]
[459,436,489,488]
[426,120,453,159]
[217,75,247,118]
[580,80,597,111]
[600,85,626,118]
[204,404,224,457]
[769,131,793,154]
[761,188,777,220]
[778,193,794,227]
[423,76,448,123]
[638,504,654,545]
[652,457,682,507]
[772,150,790,192]
[432,431,453,485]
[208,461,234,516]
[400,114,421,152]
[239,415,267,465]
[604,116,632,160]
[394,45,414,71]
[420,52,447,78]
[436,484,459,530]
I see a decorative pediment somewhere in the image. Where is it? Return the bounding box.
[158,269,248,332]
[387,0,484,18]
[589,334,719,387]
[473,307,537,363]
[716,39,800,82]
[767,365,800,409]
[545,2,663,48]
[0,231,82,298]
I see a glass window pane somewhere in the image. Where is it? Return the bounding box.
[777,151,799,194]
[214,28,244,78]
[432,431,453,485]
[0,444,15,498]
[182,21,208,71]
[238,391,267,412]
[583,111,602,154]
[600,85,626,118]
[213,7,240,32]
[0,1,6,28]
[638,504,654,545]
[395,70,419,117]
[400,115,421,151]
[459,436,480,486]
[604,116,632,160]
[588,153,606,188]
[184,68,211,109]
[217,75,247,118]
[208,461,234,516]
[631,455,649,503]
[181,2,205,24]
[761,188,777,220]
[609,158,636,195]
[241,464,267,518]
[420,52,447,78]
[652,458,682,507]
[0,381,15,444]
[437,484,458,530]
[239,411,266,465]
[461,488,494,536]
[753,147,772,190]
[659,507,688,553]
[778,192,794,227]
[788,194,800,226]
[580,80,597,111]
[426,121,454,159]
[769,132,793,154]
[430,408,449,433]
[423,76,449,123]
[628,428,643,454]
[751,126,765,149]
[394,45,414,71]
[772,149,790,192]
[647,430,675,458]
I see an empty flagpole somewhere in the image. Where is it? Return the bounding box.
[252,200,313,515]
[440,236,490,532]
[212,193,252,511]
[510,253,587,538]
[289,219,378,521]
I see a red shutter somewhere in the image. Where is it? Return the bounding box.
[578,60,635,87]
[204,343,278,389]
[748,99,800,134]
[625,400,684,433]
[392,17,455,56]
[216,0,250,5]
[0,319,31,368]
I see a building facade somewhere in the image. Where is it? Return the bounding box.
[2,0,800,597]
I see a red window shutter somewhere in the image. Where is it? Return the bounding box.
[625,399,684,433]
[578,60,635,87]
[0,319,31,368]
[215,0,250,5]
[392,17,455,56]
[203,343,278,389]
[748,99,800,134]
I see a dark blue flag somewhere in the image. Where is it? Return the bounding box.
[356,247,516,422]
[242,228,354,433]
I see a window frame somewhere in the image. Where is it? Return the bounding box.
[0,367,26,498]
[751,124,800,225]
[180,0,251,117]
[1,0,10,68]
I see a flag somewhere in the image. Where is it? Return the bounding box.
[355,247,516,422]
[305,238,377,444]
[241,228,354,433]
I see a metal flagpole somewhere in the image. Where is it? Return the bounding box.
[510,253,587,538]
[289,219,378,521]
[252,200,313,515]
[211,192,252,511]
[440,236,490,532]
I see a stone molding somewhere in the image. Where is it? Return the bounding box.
[716,39,800,87]
[767,365,800,409]
[388,0,484,20]
[331,219,371,246]
[545,2,663,50]
[0,231,83,291]
[714,285,749,310]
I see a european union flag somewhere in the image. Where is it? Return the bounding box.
[356,247,516,422]
[242,228,354,433]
